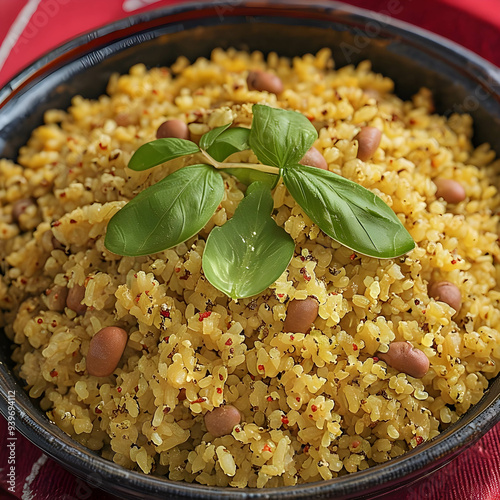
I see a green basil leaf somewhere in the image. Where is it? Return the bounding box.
[202,182,295,299]
[220,168,279,188]
[282,165,415,258]
[207,127,250,162]
[199,123,232,151]
[249,104,317,168]
[105,164,224,256]
[128,138,200,171]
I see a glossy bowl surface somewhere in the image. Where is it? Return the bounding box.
[0,1,499,499]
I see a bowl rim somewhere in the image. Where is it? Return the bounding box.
[1,1,499,499]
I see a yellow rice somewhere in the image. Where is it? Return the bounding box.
[1,48,500,487]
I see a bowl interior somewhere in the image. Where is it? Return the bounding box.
[0,2,499,499]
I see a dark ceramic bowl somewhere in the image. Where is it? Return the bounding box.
[1,1,499,499]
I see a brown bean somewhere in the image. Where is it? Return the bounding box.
[204,405,241,437]
[355,126,382,162]
[12,198,35,224]
[434,178,466,204]
[247,70,283,94]
[115,112,133,127]
[156,119,189,140]
[283,297,319,334]
[299,147,328,170]
[87,327,128,377]
[428,281,462,313]
[377,342,430,378]
[66,284,87,315]
[46,285,68,312]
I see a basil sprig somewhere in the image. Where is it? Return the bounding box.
[105,104,415,299]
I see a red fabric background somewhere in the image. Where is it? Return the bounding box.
[0,1,499,499]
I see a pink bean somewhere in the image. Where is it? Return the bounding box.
[87,327,128,377]
[377,342,430,378]
[283,297,319,334]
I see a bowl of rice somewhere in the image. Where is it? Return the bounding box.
[1,1,499,499]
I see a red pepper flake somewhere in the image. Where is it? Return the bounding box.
[267,396,273,402]
[416,436,424,445]
[70,219,77,224]
[37,318,43,324]
[451,259,457,265]
[192,397,205,404]
[229,348,234,354]
[350,253,357,260]
[352,440,360,449]
[95,407,102,414]
[163,336,170,343]
[373,356,379,362]
[290,335,295,341]
[52,221,61,227]
[117,387,122,393]
[199,311,212,321]
[250,374,255,381]
[51,321,57,328]
[311,404,318,412]
[262,444,272,453]
[296,397,301,402]
[160,310,170,318]
[152,89,158,95]
[225,338,233,346]
[50,369,58,377]
[235,427,241,433]
[303,445,310,453]
[219,374,224,381]
[300,256,306,262]
[277,293,284,298]
[59,192,66,198]
[20,278,27,285]
[134,273,138,278]
[163,406,171,414]
[134,386,139,393]
[134,294,141,303]
[216,388,223,394]
[352,343,358,351]
[258,364,265,372]
[422,310,426,315]
[300,267,311,282]
[175,267,181,273]
[281,416,289,425]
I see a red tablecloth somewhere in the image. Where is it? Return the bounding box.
[0,1,499,499]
